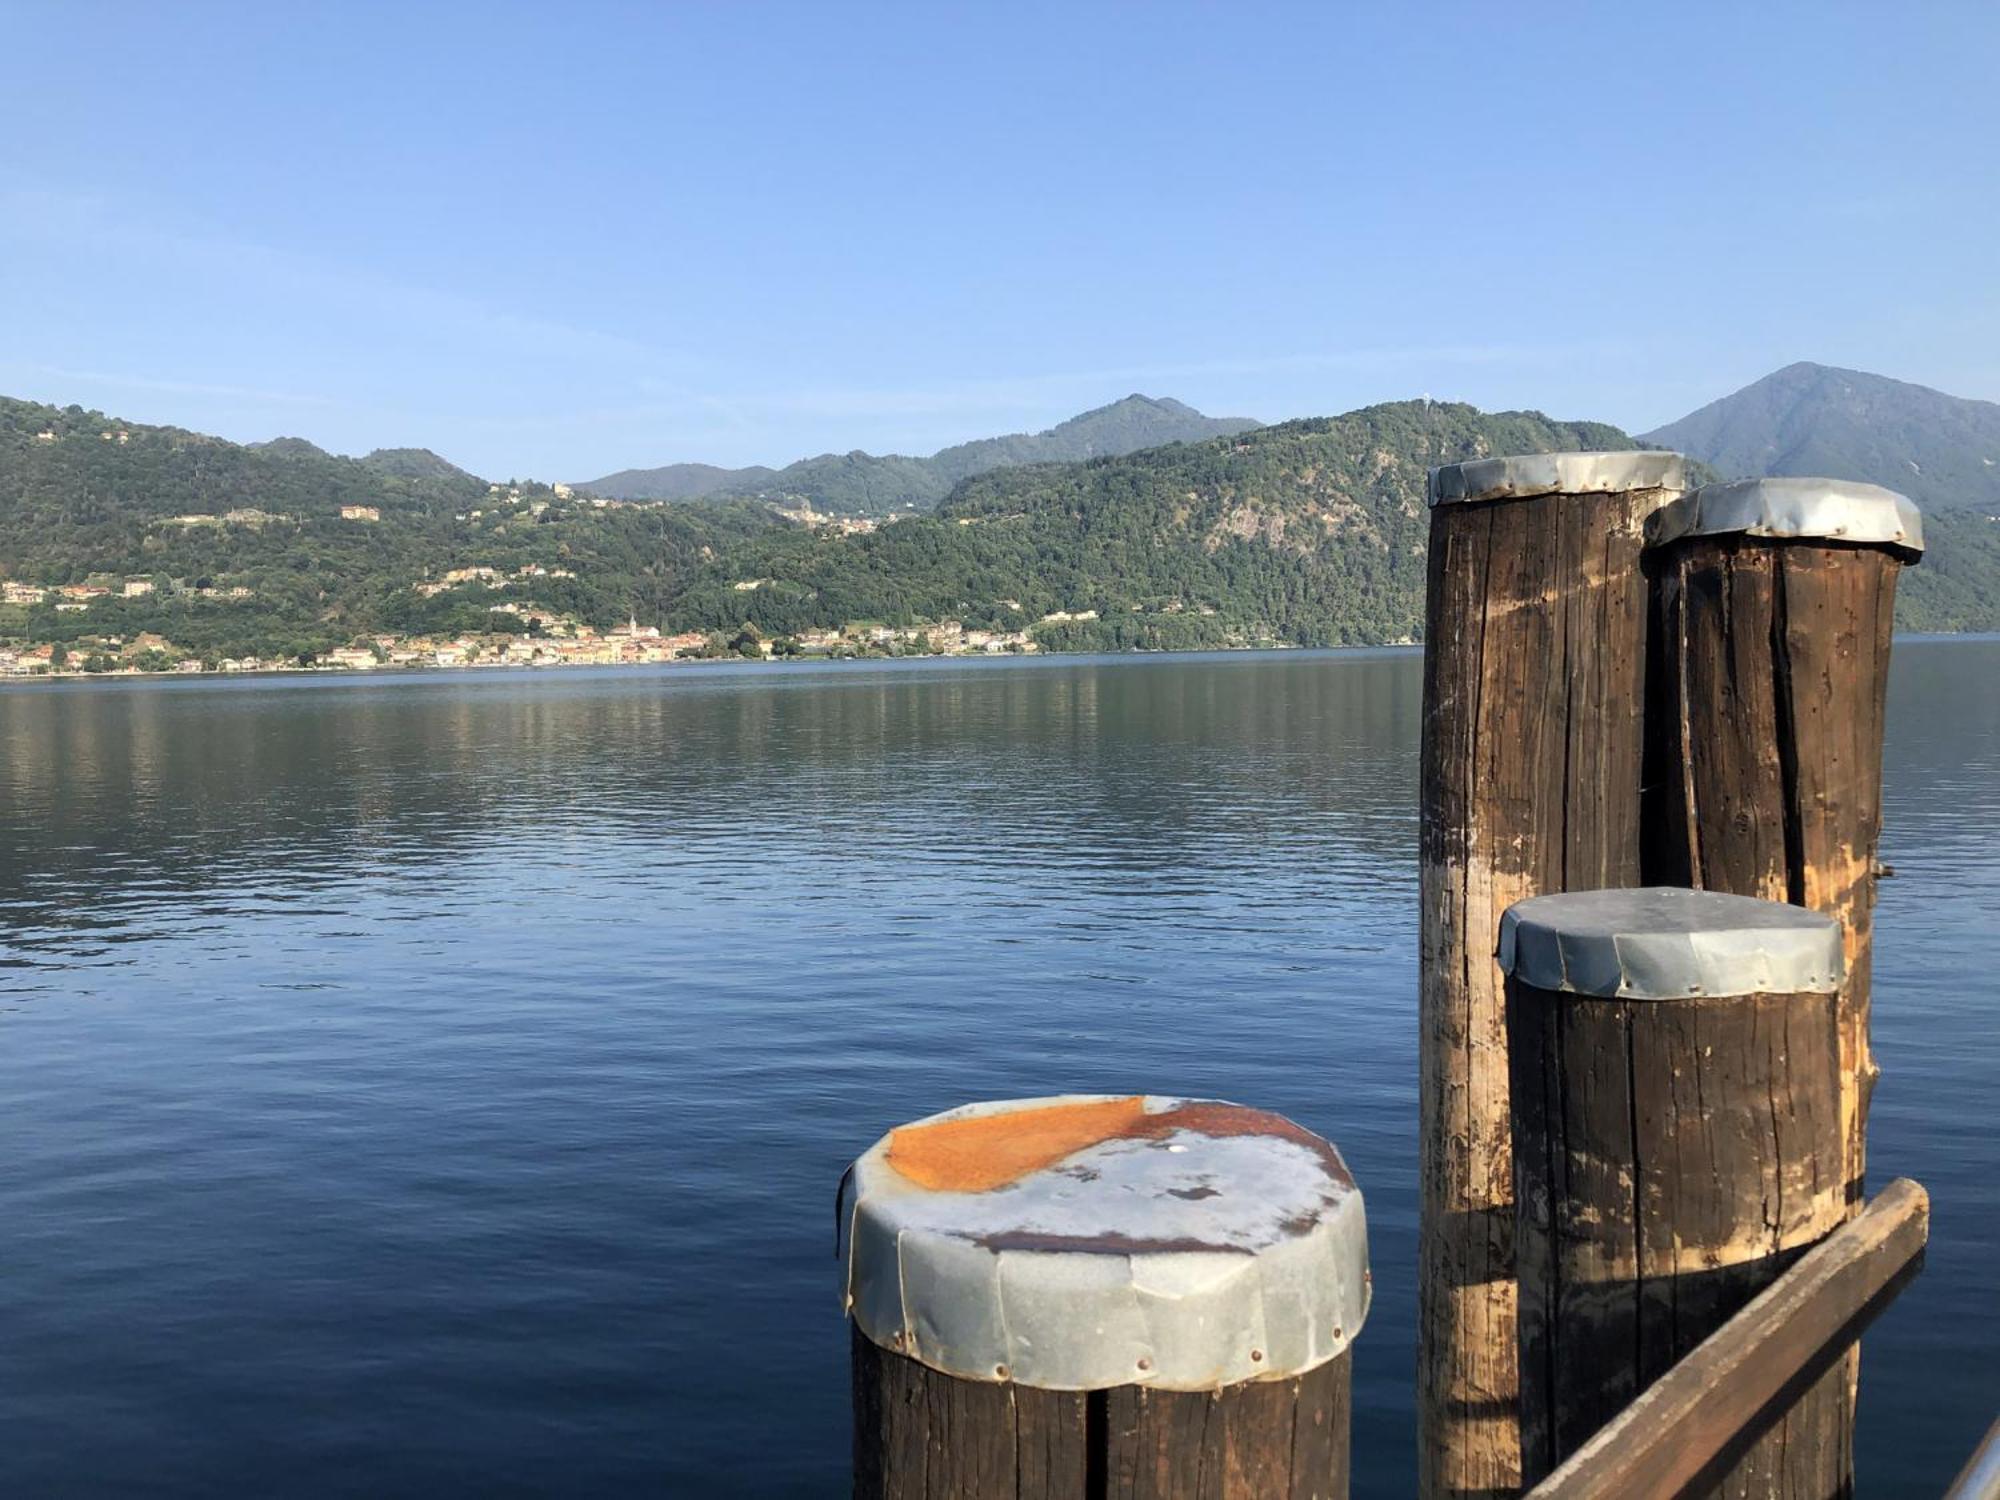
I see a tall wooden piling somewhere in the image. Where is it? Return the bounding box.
[1419,450,1687,1498]
[841,1095,1371,1499]
[1641,477,1924,1211]
[1500,887,1853,1494]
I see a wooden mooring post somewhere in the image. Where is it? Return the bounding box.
[1641,476,1924,1212]
[1501,887,1855,1494]
[1419,450,1688,1498]
[841,1095,1371,1499]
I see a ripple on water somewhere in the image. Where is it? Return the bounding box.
[0,645,1993,1496]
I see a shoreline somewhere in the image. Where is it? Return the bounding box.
[3,631,1993,690]
[0,639,1393,686]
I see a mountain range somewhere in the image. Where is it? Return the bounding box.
[2,365,1997,667]
[574,394,1261,514]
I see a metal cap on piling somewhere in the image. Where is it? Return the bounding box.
[1497,886,1845,1000]
[1644,476,1925,558]
[840,1094,1369,1392]
[1426,450,1689,508]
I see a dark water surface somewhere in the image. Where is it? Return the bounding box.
[2,646,1994,1496]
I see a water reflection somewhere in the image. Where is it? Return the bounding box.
[0,645,1990,1496]
[0,655,1421,976]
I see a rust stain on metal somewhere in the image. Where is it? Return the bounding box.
[974,1228,1260,1255]
[886,1096,1150,1193]
[887,1097,1354,1197]
[886,1092,1358,1257]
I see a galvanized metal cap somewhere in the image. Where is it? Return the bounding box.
[841,1095,1369,1392]
[1646,476,1924,558]
[1498,887,1845,1000]
[1428,450,1688,508]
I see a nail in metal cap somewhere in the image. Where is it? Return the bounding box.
[1498,887,1845,1000]
[841,1095,1369,1391]
[1427,450,1688,508]
[1645,476,1924,558]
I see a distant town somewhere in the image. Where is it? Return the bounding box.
[0,553,1066,678]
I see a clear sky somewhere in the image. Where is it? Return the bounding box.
[3,2,1995,480]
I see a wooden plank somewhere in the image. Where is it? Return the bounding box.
[1945,1416,2000,1500]
[1522,1178,1929,1500]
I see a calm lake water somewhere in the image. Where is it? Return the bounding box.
[2,645,1994,1496]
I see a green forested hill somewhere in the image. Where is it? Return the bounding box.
[654,402,1638,648]
[4,390,1996,664]
[361,447,480,482]
[1900,507,2000,631]
[0,396,785,658]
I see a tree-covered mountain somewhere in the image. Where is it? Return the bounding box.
[574,393,1261,513]
[657,402,1995,637]
[651,402,1638,649]
[1643,362,2000,514]
[0,396,784,660]
[362,447,479,482]
[249,436,334,461]
[4,382,1996,668]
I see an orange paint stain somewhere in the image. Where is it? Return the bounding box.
[888,1097,1149,1193]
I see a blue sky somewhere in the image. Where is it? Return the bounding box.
[3,2,1995,480]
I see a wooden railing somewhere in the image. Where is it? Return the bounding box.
[1947,1417,2000,1500]
[1524,1179,1931,1500]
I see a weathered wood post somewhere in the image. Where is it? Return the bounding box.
[841,1095,1371,1499]
[1501,887,1853,1494]
[1420,450,1688,1498]
[1641,477,1924,1213]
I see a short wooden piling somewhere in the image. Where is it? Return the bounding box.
[1641,476,1924,1211]
[1501,887,1854,1494]
[1419,450,1688,1498]
[841,1095,1371,1499]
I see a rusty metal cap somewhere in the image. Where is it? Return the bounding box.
[840,1095,1369,1391]
[1498,887,1845,1000]
[1646,476,1925,558]
[1427,450,1688,507]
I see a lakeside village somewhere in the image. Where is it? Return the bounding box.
[0,562,1065,679]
